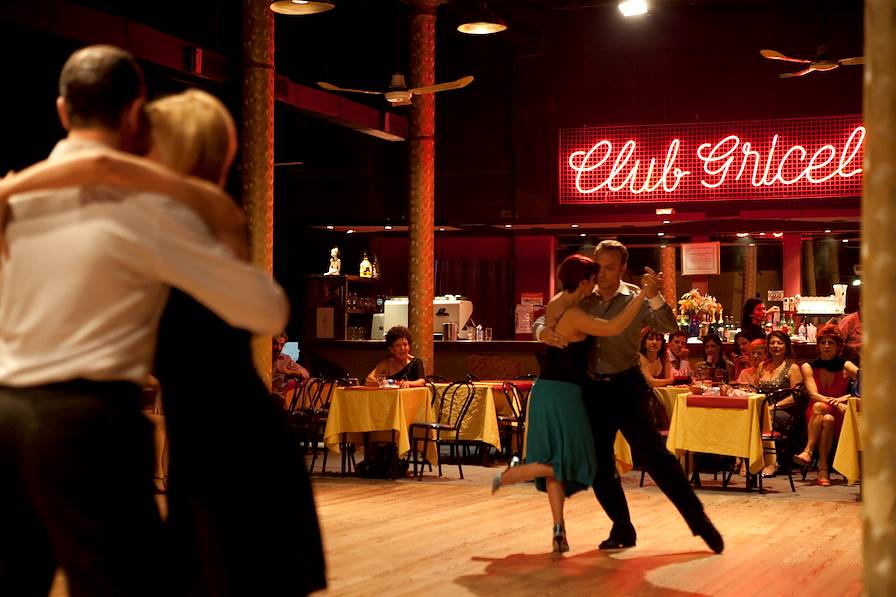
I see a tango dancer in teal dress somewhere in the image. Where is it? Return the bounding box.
[492,255,658,553]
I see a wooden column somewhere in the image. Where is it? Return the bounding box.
[743,243,757,304]
[863,0,896,593]
[660,244,677,310]
[405,0,441,374]
[241,0,275,386]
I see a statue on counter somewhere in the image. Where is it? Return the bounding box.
[325,247,341,276]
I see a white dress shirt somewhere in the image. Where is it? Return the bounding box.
[0,139,288,386]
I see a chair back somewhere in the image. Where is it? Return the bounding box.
[286,378,308,412]
[304,377,336,412]
[434,381,476,433]
[501,381,528,421]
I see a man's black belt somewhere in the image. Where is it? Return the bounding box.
[587,366,640,382]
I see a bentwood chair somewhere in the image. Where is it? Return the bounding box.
[408,380,477,480]
[497,381,529,461]
[292,377,338,474]
[757,385,807,493]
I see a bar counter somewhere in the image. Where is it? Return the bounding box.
[304,338,828,382]
[305,339,542,381]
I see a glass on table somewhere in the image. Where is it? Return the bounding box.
[376,373,387,387]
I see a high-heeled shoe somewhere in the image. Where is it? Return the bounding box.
[761,464,778,478]
[491,456,521,495]
[817,467,831,487]
[552,523,570,553]
[793,450,813,466]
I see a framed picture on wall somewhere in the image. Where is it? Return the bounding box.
[681,241,720,276]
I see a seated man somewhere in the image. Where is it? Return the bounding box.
[272,334,310,401]
[667,330,692,380]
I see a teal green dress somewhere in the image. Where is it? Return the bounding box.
[527,340,597,497]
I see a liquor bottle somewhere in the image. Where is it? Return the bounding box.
[371,254,381,279]
[359,252,372,278]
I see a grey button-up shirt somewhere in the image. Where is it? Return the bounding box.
[533,281,678,376]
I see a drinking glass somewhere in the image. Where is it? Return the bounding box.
[484,327,493,341]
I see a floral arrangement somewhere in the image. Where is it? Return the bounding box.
[678,288,722,318]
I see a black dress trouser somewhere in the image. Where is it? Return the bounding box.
[0,381,165,597]
[585,368,708,535]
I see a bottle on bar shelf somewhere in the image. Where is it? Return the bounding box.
[359,252,372,278]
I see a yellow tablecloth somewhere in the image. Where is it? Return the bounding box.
[833,397,862,484]
[653,386,691,420]
[432,383,502,451]
[323,387,433,460]
[666,393,773,475]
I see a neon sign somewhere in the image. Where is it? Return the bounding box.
[559,115,863,203]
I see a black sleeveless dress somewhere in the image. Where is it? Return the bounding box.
[526,339,597,497]
[155,290,326,596]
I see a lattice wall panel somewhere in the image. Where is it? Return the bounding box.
[558,115,863,204]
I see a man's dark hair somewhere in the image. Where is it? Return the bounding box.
[59,45,146,130]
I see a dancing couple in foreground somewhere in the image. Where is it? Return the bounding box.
[492,241,723,556]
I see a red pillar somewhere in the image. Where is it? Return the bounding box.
[782,234,801,297]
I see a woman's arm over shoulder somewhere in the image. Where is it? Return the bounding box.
[564,291,646,337]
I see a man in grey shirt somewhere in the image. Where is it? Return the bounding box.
[535,240,722,553]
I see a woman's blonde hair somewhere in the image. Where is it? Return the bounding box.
[146,89,236,184]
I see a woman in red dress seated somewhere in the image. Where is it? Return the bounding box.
[794,324,859,486]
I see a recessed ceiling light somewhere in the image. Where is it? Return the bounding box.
[346,229,354,234]
[657,232,665,237]
[759,232,766,236]
[438,227,446,232]
[618,0,649,17]
[772,232,784,238]
[662,220,671,224]
[736,232,749,238]
[326,225,334,230]
[571,224,579,228]
[824,229,832,233]
[504,224,512,228]
[842,239,848,243]
[384,225,392,230]
[579,233,586,237]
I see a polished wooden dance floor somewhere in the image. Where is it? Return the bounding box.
[52,464,862,596]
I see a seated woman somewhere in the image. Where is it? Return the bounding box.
[735,338,767,385]
[794,324,859,486]
[697,333,736,383]
[365,325,425,388]
[639,328,674,387]
[755,330,803,477]
[731,331,752,380]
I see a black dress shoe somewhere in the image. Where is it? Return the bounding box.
[697,521,724,554]
[598,535,636,550]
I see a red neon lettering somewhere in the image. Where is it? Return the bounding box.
[567,125,864,198]
[568,138,689,195]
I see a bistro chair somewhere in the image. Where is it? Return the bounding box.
[497,381,529,461]
[407,380,477,480]
[293,377,337,474]
[757,385,807,493]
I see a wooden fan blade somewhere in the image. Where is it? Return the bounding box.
[410,76,474,96]
[317,82,383,95]
[760,49,811,64]
[779,67,815,78]
[838,56,865,66]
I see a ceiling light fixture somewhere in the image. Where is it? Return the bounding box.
[504,224,512,228]
[657,232,665,237]
[439,227,446,232]
[772,232,784,238]
[618,0,649,18]
[346,229,355,234]
[270,0,334,15]
[457,2,507,35]
[326,225,334,230]
[736,232,749,238]
[662,220,671,224]
[579,233,586,237]
[384,225,393,230]
[824,229,832,233]
[571,224,579,228]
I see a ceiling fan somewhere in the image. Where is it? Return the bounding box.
[760,46,864,78]
[318,73,474,107]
